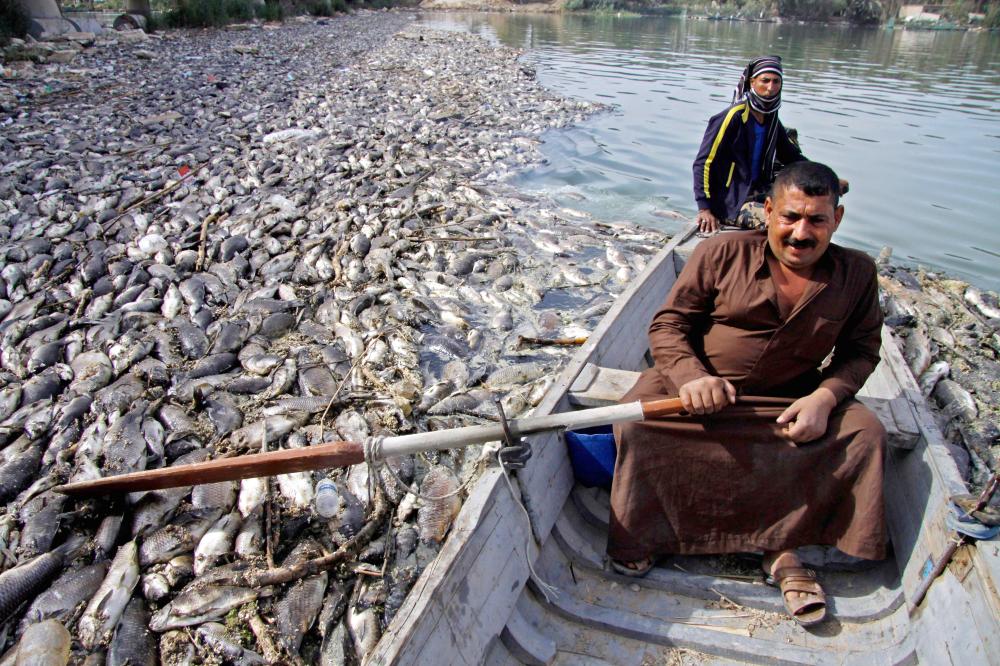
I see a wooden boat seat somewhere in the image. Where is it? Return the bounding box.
[568,343,921,450]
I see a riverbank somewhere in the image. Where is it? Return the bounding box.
[0,10,668,662]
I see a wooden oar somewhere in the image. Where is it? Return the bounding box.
[54,398,684,498]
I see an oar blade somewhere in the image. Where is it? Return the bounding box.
[55,440,364,497]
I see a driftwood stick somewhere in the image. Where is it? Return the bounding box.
[410,236,497,243]
[245,611,281,663]
[517,335,588,347]
[194,213,218,272]
[103,162,205,233]
[244,491,390,588]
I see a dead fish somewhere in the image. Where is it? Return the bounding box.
[902,326,933,378]
[19,561,109,632]
[933,379,978,421]
[347,582,381,663]
[157,404,198,443]
[0,385,21,422]
[417,466,462,544]
[108,597,156,666]
[234,507,264,558]
[78,540,140,650]
[195,623,267,665]
[274,571,328,656]
[68,350,113,394]
[261,358,298,400]
[188,353,238,380]
[277,469,314,511]
[0,536,83,625]
[174,320,209,360]
[149,584,260,632]
[262,395,338,416]
[965,286,1000,320]
[230,413,308,451]
[238,476,268,518]
[93,514,124,561]
[194,511,242,575]
[242,353,284,376]
[484,362,548,388]
[383,566,419,628]
[417,379,455,414]
[55,394,91,429]
[918,361,951,398]
[139,508,223,567]
[426,389,492,417]
[0,436,44,504]
[191,480,238,512]
[101,401,148,475]
[131,451,208,536]
[204,393,243,438]
[17,491,65,558]
[14,618,71,666]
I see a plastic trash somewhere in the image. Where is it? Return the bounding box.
[314,478,339,518]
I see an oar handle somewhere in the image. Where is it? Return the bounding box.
[641,397,686,419]
[56,440,365,497]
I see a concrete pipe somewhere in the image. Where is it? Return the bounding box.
[113,13,148,31]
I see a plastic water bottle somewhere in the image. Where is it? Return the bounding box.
[314,478,339,518]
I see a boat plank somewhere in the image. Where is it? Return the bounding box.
[914,567,998,665]
[500,602,558,666]
[483,636,520,666]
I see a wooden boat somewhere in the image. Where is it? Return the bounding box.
[370,226,1000,665]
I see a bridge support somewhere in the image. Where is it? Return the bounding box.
[17,0,76,38]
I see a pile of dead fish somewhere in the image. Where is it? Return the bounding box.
[879,253,1000,495]
[0,11,669,665]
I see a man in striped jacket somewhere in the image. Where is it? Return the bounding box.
[692,56,805,234]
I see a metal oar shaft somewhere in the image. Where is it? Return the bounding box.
[55,398,684,497]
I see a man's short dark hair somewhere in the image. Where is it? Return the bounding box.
[771,161,840,207]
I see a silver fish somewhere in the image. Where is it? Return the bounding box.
[139,508,223,567]
[195,623,267,665]
[19,561,109,632]
[230,413,308,451]
[149,584,260,632]
[194,510,242,575]
[78,540,140,650]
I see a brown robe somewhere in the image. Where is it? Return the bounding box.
[608,231,887,562]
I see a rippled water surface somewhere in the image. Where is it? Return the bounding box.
[418,13,1000,290]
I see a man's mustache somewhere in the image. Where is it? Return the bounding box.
[784,238,816,249]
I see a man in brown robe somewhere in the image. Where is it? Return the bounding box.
[608,161,885,626]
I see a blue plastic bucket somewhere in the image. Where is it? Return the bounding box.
[564,425,617,489]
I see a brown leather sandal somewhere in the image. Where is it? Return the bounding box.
[769,566,827,626]
[609,557,654,578]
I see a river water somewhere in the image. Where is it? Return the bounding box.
[417,12,1000,291]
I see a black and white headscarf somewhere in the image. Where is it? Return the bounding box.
[733,56,783,115]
